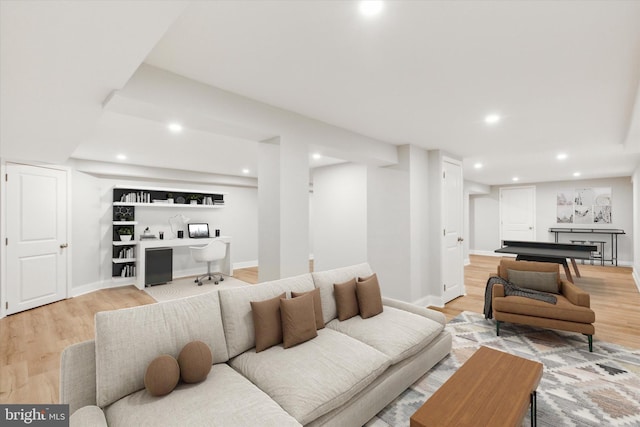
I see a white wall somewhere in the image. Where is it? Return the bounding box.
[470,176,635,265]
[312,163,368,272]
[632,166,640,289]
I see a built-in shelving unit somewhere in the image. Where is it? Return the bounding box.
[110,185,227,280]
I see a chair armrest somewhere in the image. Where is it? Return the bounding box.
[492,283,505,298]
[382,297,446,326]
[561,280,590,307]
[70,406,107,427]
[60,340,97,415]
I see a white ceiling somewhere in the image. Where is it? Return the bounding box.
[2,1,640,185]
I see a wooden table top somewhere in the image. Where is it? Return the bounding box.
[410,346,543,427]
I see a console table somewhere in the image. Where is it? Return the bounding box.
[548,228,624,266]
[411,346,543,427]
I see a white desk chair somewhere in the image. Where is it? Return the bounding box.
[189,240,227,286]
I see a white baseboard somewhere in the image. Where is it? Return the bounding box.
[469,250,511,258]
[633,267,640,293]
[233,260,258,270]
[71,281,105,297]
[464,257,471,266]
[413,294,445,308]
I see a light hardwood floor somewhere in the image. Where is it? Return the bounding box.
[1,255,638,405]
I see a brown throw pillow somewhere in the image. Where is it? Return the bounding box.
[291,288,325,329]
[334,278,359,321]
[507,269,560,294]
[356,273,384,318]
[280,293,318,348]
[144,355,180,397]
[251,292,286,352]
[177,341,213,384]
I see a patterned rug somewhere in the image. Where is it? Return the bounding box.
[143,275,249,302]
[367,311,640,427]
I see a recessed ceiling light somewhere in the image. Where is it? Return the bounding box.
[359,0,383,17]
[242,168,250,174]
[557,153,568,160]
[512,177,519,182]
[168,122,183,133]
[573,172,581,177]
[484,114,501,125]
[116,154,126,161]
[474,162,483,169]
[312,153,322,160]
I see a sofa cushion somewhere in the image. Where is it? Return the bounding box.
[507,269,560,294]
[229,328,391,425]
[493,293,595,324]
[251,293,286,352]
[356,274,383,318]
[95,292,228,408]
[281,293,318,348]
[326,306,443,364]
[177,341,213,384]
[219,273,315,358]
[334,278,359,321]
[291,288,325,329]
[105,364,302,427]
[499,259,561,285]
[144,355,180,396]
[311,263,373,324]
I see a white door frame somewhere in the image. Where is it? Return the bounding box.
[499,185,536,244]
[0,160,73,319]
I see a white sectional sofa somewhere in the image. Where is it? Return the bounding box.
[61,263,452,426]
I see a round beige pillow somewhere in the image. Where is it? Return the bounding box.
[178,341,213,383]
[144,355,180,397]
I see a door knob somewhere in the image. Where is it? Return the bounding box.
[60,243,68,249]
[457,237,464,242]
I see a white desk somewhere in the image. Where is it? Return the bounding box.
[136,236,232,290]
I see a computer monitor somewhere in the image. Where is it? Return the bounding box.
[187,223,210,238]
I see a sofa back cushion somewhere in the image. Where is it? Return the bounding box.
[218,273,315,358]
[311,263,373,323]
[498,259,561,285]
[95,292,228,408]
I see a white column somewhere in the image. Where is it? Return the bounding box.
[258,137,309,281]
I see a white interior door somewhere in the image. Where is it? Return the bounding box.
[500,186,536,243]
[5,163,69,314]
[442,159,464,303]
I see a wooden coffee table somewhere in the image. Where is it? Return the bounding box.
[411,346,543,427]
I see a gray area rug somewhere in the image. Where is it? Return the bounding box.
[367,311,640,427]
[143,275,250,302]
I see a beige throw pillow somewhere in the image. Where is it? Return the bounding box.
[144,355,180,397]
[251,292,286,352]
[356,274,384,318]
[334,278,359,321]
[280,293,318,348]
[507,269,560,294]
[291,288,325,329]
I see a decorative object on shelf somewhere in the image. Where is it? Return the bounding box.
[188,194,201,205]
[118,226,134,241]
[167,193,174,204]
[176,196,186,204]
[114,206,134,221]
[169,214,190,239]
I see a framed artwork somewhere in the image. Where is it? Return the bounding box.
[556,187,611,224]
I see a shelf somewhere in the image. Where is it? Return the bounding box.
[113,184,228,195]
[113,202,224,208]
[113,240,138,246]
[113,220,138,225]
[112,276,136,283]
[112,258,137,264]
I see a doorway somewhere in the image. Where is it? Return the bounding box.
[4,163,70,315]
[499,186,536,243]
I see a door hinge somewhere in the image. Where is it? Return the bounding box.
[4,238,7,246]
[4,173,7,182]
[5,302,7,310]
[444,284,447,292]
[443,228,446,236]
[443,171,446,179]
